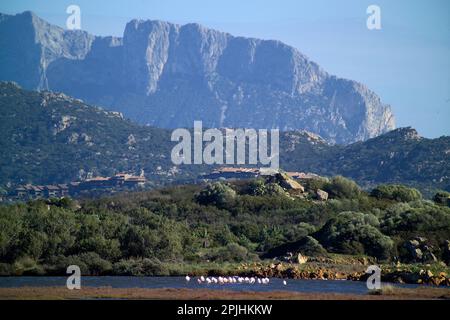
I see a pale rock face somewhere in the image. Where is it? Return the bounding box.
[0,11,396,144]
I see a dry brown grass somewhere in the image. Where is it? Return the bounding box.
[369,285,450,300]
[0,286,449,300]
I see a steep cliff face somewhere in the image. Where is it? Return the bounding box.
[0,11,94,89]
[0,11,395,144]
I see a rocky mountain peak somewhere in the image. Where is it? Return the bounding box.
[388,127,422,141]
[0,11,396,144]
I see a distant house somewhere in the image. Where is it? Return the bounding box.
[44,185,60,197]
[79,173,146,190]
[79,177,111,190]
[30,185,44,198]
[15,186,27,198]
[57,184,69,197]
[9,172,147,200]
[123,176,146,187]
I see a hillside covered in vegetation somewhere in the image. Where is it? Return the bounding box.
[0,82,448,197]
[281,128,450,195]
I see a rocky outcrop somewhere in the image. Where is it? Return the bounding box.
[404,237,438,263]
[0,11,395,144]
[297,253,308,264]
[315,189,329,201]
[273,173,305,191]
[236,262,450,286]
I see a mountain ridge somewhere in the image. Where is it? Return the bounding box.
[0,11,395,144]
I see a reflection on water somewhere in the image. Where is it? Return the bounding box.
[0,276,423,295]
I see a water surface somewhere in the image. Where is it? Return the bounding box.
[0,276,424,295]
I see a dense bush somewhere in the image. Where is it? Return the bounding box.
[209,243,257,263]
[371,184,422,202]
[112,258,169,276]
[247,180,287,197]
[195,182,237,208]
[433,191,450,207]
[297,236,328,256]
[316,211,394,260]
[323,176,361,199]
[381,201,450,235]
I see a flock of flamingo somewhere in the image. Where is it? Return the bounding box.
[185,275,287,286]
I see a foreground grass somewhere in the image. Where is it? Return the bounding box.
[0,286,449,300]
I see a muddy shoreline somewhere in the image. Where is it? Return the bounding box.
[0,286,449,300]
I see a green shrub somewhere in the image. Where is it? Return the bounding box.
[12,256,44,275]
[112,259,142,276]
[433,191,450,206]
[0,263,13,276]
[47,255,89,275]
[247,180,287,197]
[195,182,237,208]
[211,243,250,262]
[49,252,112,275]
[298,236,328,256]
[284,223,316,242]
[304,177,329,192]
[371,184,422,202]
[112,258,169,276]
[316,211,394,260]
[77,252,112,275]
[142,258,169,276]
[324,176,361,199]
[381,201,450,234]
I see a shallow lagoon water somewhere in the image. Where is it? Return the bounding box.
[0,276,424,295]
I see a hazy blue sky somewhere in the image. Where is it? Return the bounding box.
[1,0,449,138]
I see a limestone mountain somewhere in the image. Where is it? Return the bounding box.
[0,11,395,144]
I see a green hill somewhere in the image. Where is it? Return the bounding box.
[281,128,450,195]
[0,82,448,196]
[0,82,203,186]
